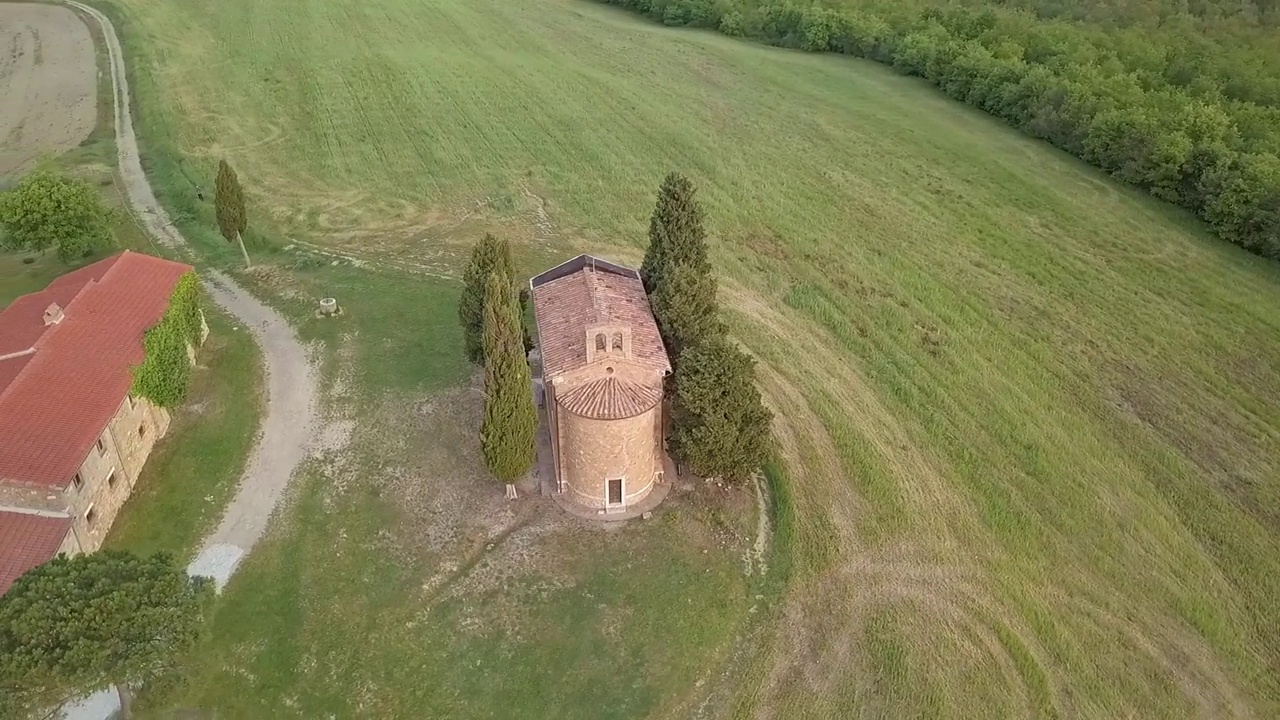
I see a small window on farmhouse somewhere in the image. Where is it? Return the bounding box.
[106,471,117,488]
[72,473,84,491]
[95,437,106,455]
[85,505,96,525]
[611,333,624,351]
[595,333,607,351]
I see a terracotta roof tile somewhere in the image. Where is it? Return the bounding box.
[558,375,664,419]
[530,255,670,380]
[0,511,71,596]
[0,251,191,487]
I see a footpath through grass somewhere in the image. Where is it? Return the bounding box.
[99,0,1280,716]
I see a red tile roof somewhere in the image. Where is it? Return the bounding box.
[530,255,670,380]
[0,251,191,487]
[558,375,664,419]
[0,254,122,358]
[0,511,71,596]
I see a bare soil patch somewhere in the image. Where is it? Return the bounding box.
[305,339,757,625]
[0,4,96,176]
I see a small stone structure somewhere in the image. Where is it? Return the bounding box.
[530,255,672,514]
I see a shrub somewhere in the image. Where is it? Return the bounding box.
[0,171,115,262]
[131,272,203,408]
[720,9,746,36]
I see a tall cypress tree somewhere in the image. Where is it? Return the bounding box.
[652,262,722,358]
[459,233,514,364]
[637,172,770,482]
[214,160,250,268]
[480,271,537,495]
[670,336,772,485]
[640,172,708,295]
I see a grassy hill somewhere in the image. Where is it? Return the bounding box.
[106,0,1280,716]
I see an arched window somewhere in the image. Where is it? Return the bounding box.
[595,333,607,351]
[611,333,624,351]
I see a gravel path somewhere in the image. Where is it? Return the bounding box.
[186,274,319,587]
[62,0,322,586]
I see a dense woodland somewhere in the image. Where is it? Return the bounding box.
[596,0,1280,259]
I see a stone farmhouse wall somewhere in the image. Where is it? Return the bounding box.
[65,395,170,551]
[0,395,169,553]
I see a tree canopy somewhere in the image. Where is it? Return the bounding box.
[215,160,251,266]
[0,170,115,262]
[651,262,722,358]
[639,172,772,484]
[214,160,246,242]
[0,551,212,718]
[459,233,515,364]
[640,172,710,295]
[670,336,773,484]
[480,271,537,486]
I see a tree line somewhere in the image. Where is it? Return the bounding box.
[595,0,1280,260]
[0,158,255,266]
[644,172,772,484]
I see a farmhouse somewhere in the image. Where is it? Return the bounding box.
[0,251,198,595]
[530,255,672,513]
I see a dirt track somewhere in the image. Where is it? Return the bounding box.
[0,4,96,177]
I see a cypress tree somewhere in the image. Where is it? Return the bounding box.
[670,336,772,485]
[652,262,723,358]
[214,160,250,268]
[459,233,514,364]
[640,172,708,295]
[480,271,537,495]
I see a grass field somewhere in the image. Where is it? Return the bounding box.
[100,0,1280,716]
